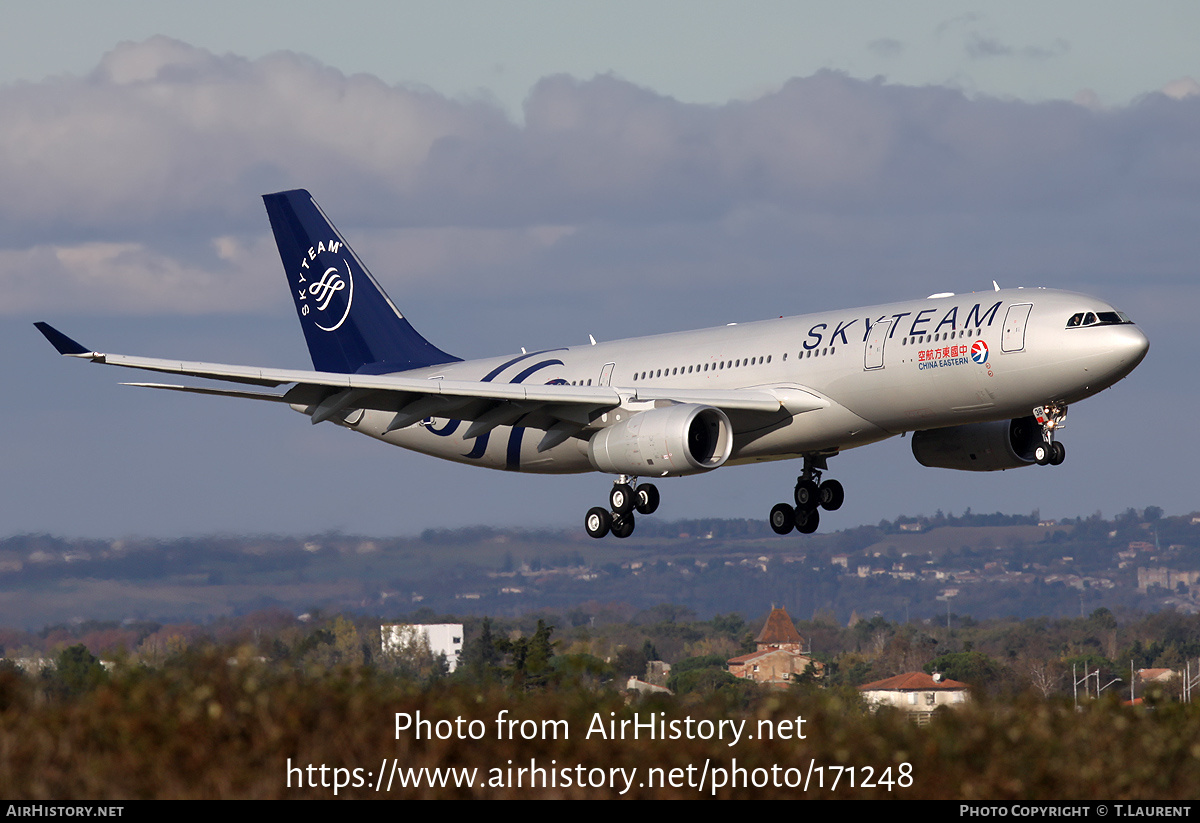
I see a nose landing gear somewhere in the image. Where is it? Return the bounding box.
[1032,404,1067,466]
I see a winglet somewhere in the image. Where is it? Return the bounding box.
[34,322,93,356]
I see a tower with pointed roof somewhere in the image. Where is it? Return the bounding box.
[727,606,822,687]
[754,606,806,654]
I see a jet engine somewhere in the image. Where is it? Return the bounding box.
[911,416,1042,471]
[587,404,733,476]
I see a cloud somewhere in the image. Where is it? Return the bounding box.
[1,37,1198,319]
[935,13,984,38]
[868,38,902,59]
[934,15,1068,62]
[966,35,1069,61]
[0,36,509,238]
[1162,77,1200,100]
[0,235,278,314]
[867,38,904,59]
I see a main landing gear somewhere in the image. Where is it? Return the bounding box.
[1032,404,1067,466]
[585,475,660,539]
[585,454,846,539]
[769,453,844,536]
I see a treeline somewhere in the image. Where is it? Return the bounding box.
[10,601,1200,704]
[7,633,1200,797]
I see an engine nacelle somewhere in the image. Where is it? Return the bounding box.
[911,416,1042,471]
[588,404,733,476]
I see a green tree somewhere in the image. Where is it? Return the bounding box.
[925,651,1009,692]
[460,617,502,684]
[524,619,555,690]
[494,619,556,691]
[46,644,106,698]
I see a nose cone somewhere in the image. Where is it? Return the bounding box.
[1103,324,1150,382]
[1121,324,1150,367]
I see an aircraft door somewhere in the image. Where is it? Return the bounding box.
[864,320,892,370]
[599,362,615,386]
[1002,303,1033,352]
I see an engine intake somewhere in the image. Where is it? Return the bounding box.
[588,404,732,476]
[911,416,1041,471]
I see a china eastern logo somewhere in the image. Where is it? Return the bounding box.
[294,239,354,332]
[971,340,989,364]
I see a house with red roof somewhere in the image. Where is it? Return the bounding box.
[858,672,970,722]
[727,607,823,687]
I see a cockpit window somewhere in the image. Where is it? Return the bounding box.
[1066,310,1133,328]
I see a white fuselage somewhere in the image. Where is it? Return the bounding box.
[337,288,1148,475]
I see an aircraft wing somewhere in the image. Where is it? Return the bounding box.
[36,323,827,450]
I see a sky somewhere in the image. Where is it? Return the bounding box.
[3,2,1198,538]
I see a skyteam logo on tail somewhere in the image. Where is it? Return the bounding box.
[295,240,354,332]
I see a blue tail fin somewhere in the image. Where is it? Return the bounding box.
[262,189,460,374]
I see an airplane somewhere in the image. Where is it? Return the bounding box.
[36,189,1150,539]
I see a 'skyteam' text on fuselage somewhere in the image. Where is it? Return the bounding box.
[36,190,1149,538]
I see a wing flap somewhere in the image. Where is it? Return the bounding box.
[630,386,812,414]
[120,383,290,403]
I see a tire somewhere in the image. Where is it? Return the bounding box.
[796,507,820,534]
[818,479,844,511]
[610,483,635,515]
[794,479,819,511]
[635,484,660,515]
[611,512,635,538]
[585,507,611,539]
[1050,441,1066,466]
[1034,441,1052,465]
[770,503,795,535]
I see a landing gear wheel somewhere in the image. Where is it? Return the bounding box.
[610,483,635,515]
[1050,441,1066,466]
[818,479,844,511]
[795,507,820,534]
[635,484,660,515]
[770,503,795,535]
[611,512,635,539]
[794,479,819,511]
[1032,404,1068,466]
[585,507,611,539]
[1034,441,1053,466]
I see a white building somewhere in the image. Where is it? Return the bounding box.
[381,623,464,672]
[858,672,969,723]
